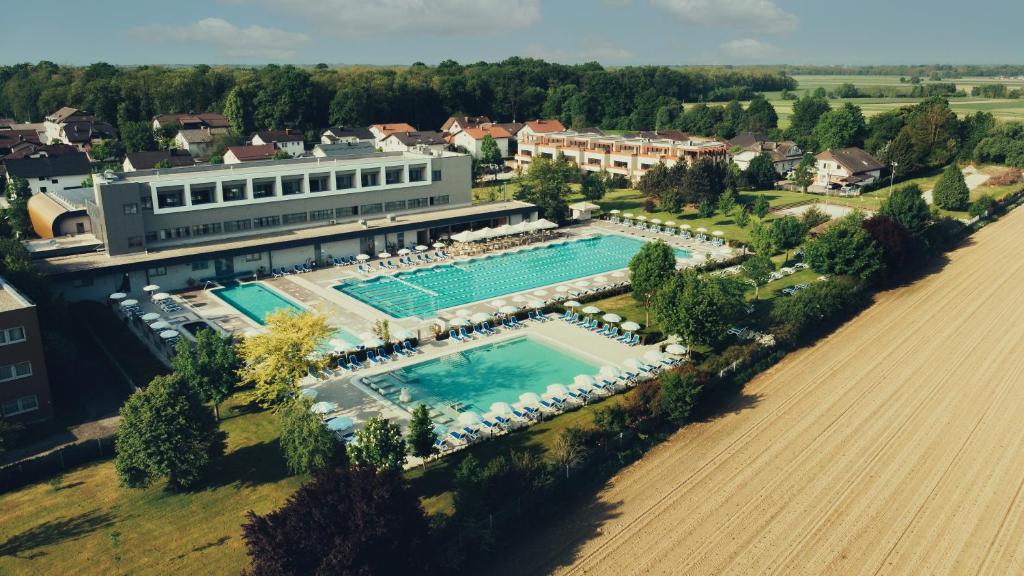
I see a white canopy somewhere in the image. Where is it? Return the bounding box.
[149,321,171,331]
[696,227,708,233]
[489,299,508,308]
[527,299,545,309]
[563,300,581,308]
[327,416,354,431]
[449,317,470,327]
[151,293,170,301]
[415,245,429,251]
[529,218,558,231]
[620,321,642,331]
[470,312,492,324]
[644,350,665,362]
[159,330,179,339]
[665,343,688,355]
[311,401,339,415]
[109,292,127,300]
[377,252,391,258]
[546,383,570,397]
[458,411,482,426]
[120,299,139,307]
[432,242,446,248]
[362,337,385,348]
[490,402,513,415]
[451,230,482,243]
[582,305,601,314]
[602,313,622,323]
[397,248,411,255]
[140,312,161,322]
[142,284,160,293]
[356,254,371,261]
[713,230,725,237]
[498,305,519,315]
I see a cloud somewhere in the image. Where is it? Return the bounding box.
[716,38,788,62]
[232,0,541,37]
[131,18,310,60]
[651,0,798,34]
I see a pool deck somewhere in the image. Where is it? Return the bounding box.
[298,312,665,467]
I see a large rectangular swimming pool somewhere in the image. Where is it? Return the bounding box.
[373,335,601,413]
[211,281,362,348]
[335,234,688,318]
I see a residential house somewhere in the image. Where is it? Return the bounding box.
[320,125,375,144]
[369,123,417,142]
[27,188,94,238]
[43,107,116,153]
[2,150,91,195]
[0,129,42,157]
[0,276,53,422]
[728,132,803,175]
[450,125,512,158]
[515,129,727,182]
[814,147,885,191]
[223,144,279,164]
[514,119,567,141]
[312,141,377,158]
[251,130,305,157]
[174,127,229,159]
[123,149,196,172]
[378,131,448,154]
[440,115,491,135]
[151,113,230,133]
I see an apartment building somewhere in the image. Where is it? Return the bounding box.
[515,130,728,181]
[0,276,52,422]
[37,149,536,300]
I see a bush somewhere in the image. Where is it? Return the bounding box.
[922,216,967,253]
[659,367,705,426]
[769,277,871,343]
[969,194,999,218]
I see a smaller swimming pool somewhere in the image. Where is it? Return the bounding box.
[212,281,362,348]
[370,335,601,414]
[211,281,301,325]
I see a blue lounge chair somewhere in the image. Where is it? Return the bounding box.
[337,357,351,371]
[365,350,381,365]
[561,310,572,321]
[573,314,587,326]
[302,263,313,272]
[348,355,365,369]
[617,331,632,343]
[501,318,514,329]
[494,415,510,426]
[271,268,282,278]
[449,330,464,342]
[567,390,587,402]
[538,399,558,410]
[433,438,449,452]
[404,340,419,354]
[459,327,474,340]
[627,334,640,346]
[293,264,303,274]
[393,344,410,357]
[481,419,498,430]
[481,321,495,335]
[448,430,466,443]
[510,316,524,328]
[377,348,393,362]
[596,324,610,336]
[605,327,619,339]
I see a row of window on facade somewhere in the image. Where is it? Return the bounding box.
[2,392,37,417]
[125,195,452,249]
[130,166,440,210]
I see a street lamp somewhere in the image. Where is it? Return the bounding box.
[888,162,899,198]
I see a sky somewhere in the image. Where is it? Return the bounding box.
[1,0,1022,67]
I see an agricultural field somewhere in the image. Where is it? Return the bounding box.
[494,183,1024,576]
[764,75,1024,128]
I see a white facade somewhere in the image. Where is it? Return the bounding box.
[378,135,447,154]
[813,158,882,188]
[451,131,510,159]
[251,134,304,157]
[24,174,89,196]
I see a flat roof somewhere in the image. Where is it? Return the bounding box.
[98,149,464,185]
[36,201,536,277]
[0,275,35,311]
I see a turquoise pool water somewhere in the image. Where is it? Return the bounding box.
[211,281,362,348]
[377,336,601,413]
[335,234,689,318]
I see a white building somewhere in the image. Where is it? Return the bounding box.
[2,151,91,195]
[369,123,417,142]
[174,127,229,159]
[251,130,305,157]
[814,147,886,191]
[450,126,512,159]
[378,131,448,154]
[440,115,491,135]
[320,126,375,144]
[728,132,803,175]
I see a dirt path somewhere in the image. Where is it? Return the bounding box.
[495,207,1024,575]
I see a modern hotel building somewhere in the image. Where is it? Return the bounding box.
[33,149,536,301]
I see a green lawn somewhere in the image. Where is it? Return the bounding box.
[0,398,303,576]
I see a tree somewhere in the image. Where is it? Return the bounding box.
[752,194,770,218]
[407,404,437,468]
[153,159,172,169]
[629,240,677,325]
[749,219,777,255]
[812,103,867,150]
[479,134,502,167]
[717,188,736,215]
[237,310,332,408]
[660,368,703,425]
[862,214,915,279]
[793,153,816,192]
[969,194,998,218]
[637,162,671,199]
[880,184,932,238]
[805,214,883,282]
[741,94,778,134]
[278,396,342,475]
[682,158,726,205]
[1,193,32,239]
[580,170,607,203]
[800,205,831,230]
[348,416,406,472]
[5,175,29,199]
[770,277,869,341]
[242,465,432,576]
[654,269,746,349]
[932,163,970,211]
[697,199,714,218]
[271,148,291,160]
[741,254,775,299]
[744,153,777,189]
[734,204,750,228]
[223,85,251,136]
[114,374,226,491]
[771,215,806,261]
[514,157,573,224]
[785,94,831,150]
[120,121,157,153]
[172,328,239,419]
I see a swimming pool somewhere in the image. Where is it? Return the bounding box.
[372,335,601,413]
[335,234,689,318]
[211,282,363,348]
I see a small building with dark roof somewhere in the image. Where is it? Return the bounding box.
[122,149,196,172]
[814,147,886,190]
[320,125,375,144]
[379,131,448,154]
[224,144,279,164]
[2,151,91,195]
[251,129,305,157]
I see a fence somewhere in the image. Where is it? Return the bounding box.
[0,435,116,492]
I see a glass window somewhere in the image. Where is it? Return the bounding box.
[431,194,450,206]
[335,173,355,189]
[281,177,304,196]
[244,253,262,262]
[432,169,442,181]
[0,361,32,382]
[253,179,276,199]
[127,236,144,249]
[223,181,247,202]
[407,197,428,209]
[123,203,138,215]
[224,219,252,233]
[192,260,210,271]
[1,394,38,416]
[149,266,167,277]
[385,200,406,212]
[336,206,358,218]
[190,184,216,205]
[360,203,383,215]
[252,216,280,229]
[409,167,425,182]
[310,209,334,221]
[361,170,379,187]
[309,173,329,193]
[282,212,308,225]
[385,169,403,185]
[5,326,26,344]
[191,223,222,237]
[140,195,153,210]
[156,186,184,208]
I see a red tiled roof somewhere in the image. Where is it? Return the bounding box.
[371,123,417,136]
[226,144,277,161]
[523,119,566,133]
[460,126,513,140]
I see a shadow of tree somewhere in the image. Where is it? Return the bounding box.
[0,509,116,558]
[203,440,289,490]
